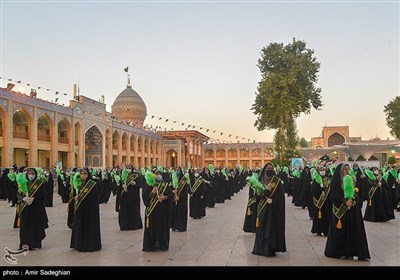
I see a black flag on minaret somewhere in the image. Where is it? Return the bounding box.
[124,67,129,72]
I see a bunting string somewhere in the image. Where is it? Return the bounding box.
[1,76,266,144]
[0,76,72,105]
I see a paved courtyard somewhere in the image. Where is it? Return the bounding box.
[1,187,399,266]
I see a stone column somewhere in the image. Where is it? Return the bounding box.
[249,145,253,169]
[261,144,265,166]
[225,146,228,168]
[51,112,58,168]
[200,142,204,167]
[117,130,122,166]
[140,137,145,168]
[29,107,38,167]
[69,117,76,168]
[133,134,138,167]
[237,147,240,168]
[213,145,217,166]
[126,133,131,165]
[107,128,113,168]
[157,140,164,164]
[146,137,151,166]
[4,101,12,166]
[186,137,191,166]
[77,121,84,167]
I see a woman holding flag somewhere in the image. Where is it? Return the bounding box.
[170,166,190,232]
[251,163,286,257]
[70,167,102,252]
[17,168,48,250]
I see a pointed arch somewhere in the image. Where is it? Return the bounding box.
[137,136,142,152]
[58,118,70,144]
[105,128,111,150]
[328,132,345,147]
[216,148,226,158]
[13,108,31,140]
[166,148,178,167]
[122,132,128,150]
[112,130,120,150]
[74,121,81,146]
[205,149,214,157]
[85,125,103,167]
[228,148,237,157]
[130,134,136,151]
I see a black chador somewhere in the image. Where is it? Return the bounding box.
[324,163,370,260]
[44,171,54,207]
[311,173,332,236]
[363,173,395,222]
[243,184,258,233]
[252,163,286,257]
[142,172,173,251]
[66,169,77,229]
[118,166,143,230]
[17,168,48,250]
[171,168,190,232]
[70,168,102,252]
[189,172,206,219]
[203,169,215,208]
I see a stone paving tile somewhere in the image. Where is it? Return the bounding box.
[1,185,399,267]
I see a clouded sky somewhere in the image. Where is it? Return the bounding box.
[1,0,398,143]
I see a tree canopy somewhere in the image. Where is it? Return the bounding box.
[252,38,322,163]
[384,96,400,139]
[299,137,308,148]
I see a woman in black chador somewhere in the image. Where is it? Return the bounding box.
[70,167,102,252]
[252,163,286,257]
[44,169,54,207]
[324,163,370,260]
[142,170,173,251]
[310,167,332,236]
[170,167,190,232]
[118,164,143,230]
[17,168,48,250]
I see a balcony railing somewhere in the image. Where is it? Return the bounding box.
[112,144,118,149]
[58,137,68,144]
[13,131,29,139]
[38,135,50,142]
[0,129,3,137]
[75,140,79,146]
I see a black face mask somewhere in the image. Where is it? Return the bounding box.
[266,170,275,177]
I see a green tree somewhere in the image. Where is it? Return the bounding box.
[252,38,322,163]
[299,137,308,148]
[384,96,400,139]
[387,155,396,165]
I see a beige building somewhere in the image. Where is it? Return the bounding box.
[306,125,399,163]
[204,142,275,169]
[0,81,206,169]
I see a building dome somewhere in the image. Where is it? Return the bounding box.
[111,85,147,125]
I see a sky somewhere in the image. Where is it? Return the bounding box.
[1,0,398,143]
